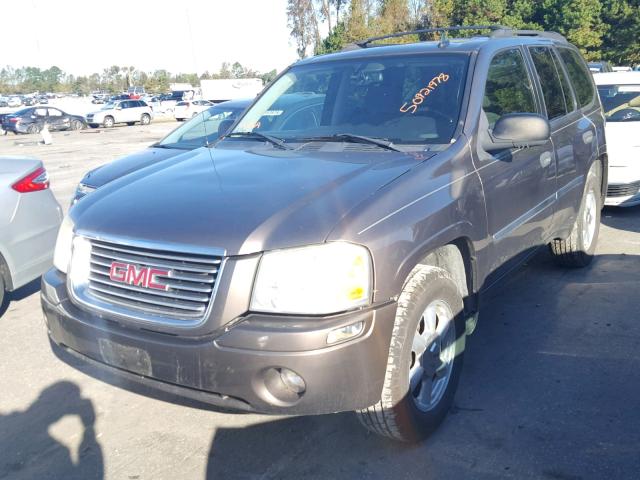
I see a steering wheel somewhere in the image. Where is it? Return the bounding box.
[609,108,640,122]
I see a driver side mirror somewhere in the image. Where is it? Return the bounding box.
[483,113,550,152]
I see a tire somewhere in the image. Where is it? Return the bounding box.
[357,265,466,442]
[89,124,99,129]
[103,116,115,128]
[549,169,601,268]
[71,119,84,130]
[126,122,135,126]
[140,113,151,125]
[0,274,5,310]
[27,124,40,134]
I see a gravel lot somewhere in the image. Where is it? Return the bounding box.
[1,122,639,479]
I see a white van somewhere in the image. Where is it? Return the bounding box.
[594,72,640,206]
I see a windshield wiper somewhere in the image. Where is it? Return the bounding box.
[302,133,404,152]
[226,131,293,150]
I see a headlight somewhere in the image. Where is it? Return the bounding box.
[53,215,75,273]
[250,242,372,315]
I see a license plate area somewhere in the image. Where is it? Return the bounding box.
[98,338,152,376]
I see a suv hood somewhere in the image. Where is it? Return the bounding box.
[72,145,430,256]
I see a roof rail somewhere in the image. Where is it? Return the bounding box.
[490,28,568,43]
[356,25,507,48]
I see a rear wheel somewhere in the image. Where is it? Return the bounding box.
[357,266,465,442]
[70,119,84,130]
[140,113,151,125]
[27,124,40,134]
[103,116,114,128]
[550,170,601,268]
[126,122,135,126]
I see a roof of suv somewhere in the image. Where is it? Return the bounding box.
[297,28,570,66]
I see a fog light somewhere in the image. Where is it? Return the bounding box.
[326,321,364,345]
[279,368,306,394]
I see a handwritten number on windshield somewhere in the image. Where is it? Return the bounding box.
[400,73,450,114]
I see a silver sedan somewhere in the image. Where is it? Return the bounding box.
[0,157,62,308]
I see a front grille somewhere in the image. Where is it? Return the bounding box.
[84,238,222,321]
[607,181,640,198]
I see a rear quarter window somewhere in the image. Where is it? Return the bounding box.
[558,48,595,108]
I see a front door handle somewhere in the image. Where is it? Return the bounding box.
[539,151,553,168]
[582,131,594,145]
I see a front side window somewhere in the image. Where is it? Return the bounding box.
[529,46,568,120]
[597,84,640,122]
[558,48,595,108]
[231,53,470,146]
[483,49,536,127]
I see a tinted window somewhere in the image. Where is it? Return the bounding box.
[529,47,568,119]
[48,108,63,117]
[234,54,470,145]
[552,50,576,112]
[597,84,640,122]
[558,48,595,108]
[483,49,536,127]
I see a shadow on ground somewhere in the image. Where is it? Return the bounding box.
[0,278,41,318]
[0,381,103,480]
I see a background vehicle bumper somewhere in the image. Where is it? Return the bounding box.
[41,268,396,415]
[605,166,640,207]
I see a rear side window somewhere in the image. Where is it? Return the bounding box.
[558,48,595,108]
[529,47,568,119]
[483,49,536,127]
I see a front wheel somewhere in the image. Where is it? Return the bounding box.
[357,266,465,442]
[103,116,115,128]
[140,113,151,125]
[549,171,601,268]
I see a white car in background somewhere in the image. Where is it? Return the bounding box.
[0,157,62,309]
[7,97,22,108]
[173,100,214,121]
[595,72,640,206]
[86,99,153,128]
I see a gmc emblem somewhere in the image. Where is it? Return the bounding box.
[109,262,170,291]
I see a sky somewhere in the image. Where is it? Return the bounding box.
[3,0,300,76]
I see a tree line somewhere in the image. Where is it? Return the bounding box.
[0,62,278,96]
[288,0,640,64]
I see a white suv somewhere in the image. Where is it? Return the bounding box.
[86,100,153,128]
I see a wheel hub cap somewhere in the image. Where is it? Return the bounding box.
[409,300,456,412]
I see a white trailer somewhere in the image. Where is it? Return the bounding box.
[200,78,263,102]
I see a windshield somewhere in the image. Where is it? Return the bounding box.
[101,102,116,110]
[231,53,469,146]
[598,84,640,122]
[157,104,245,149]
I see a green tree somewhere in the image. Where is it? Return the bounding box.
[601,0,640,64]
[541,0,604,59]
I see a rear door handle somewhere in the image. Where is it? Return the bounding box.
[539,151,553,168]
[582,131,594,145]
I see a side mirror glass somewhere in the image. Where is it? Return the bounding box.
[483,113,550,152]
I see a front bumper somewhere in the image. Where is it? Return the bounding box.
[605,166,640,207]
[42,268,395,414]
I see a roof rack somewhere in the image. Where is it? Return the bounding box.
[356,25,507,48]
[352,25,567,49]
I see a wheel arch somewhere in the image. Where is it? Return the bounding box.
[397,231,479,316]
